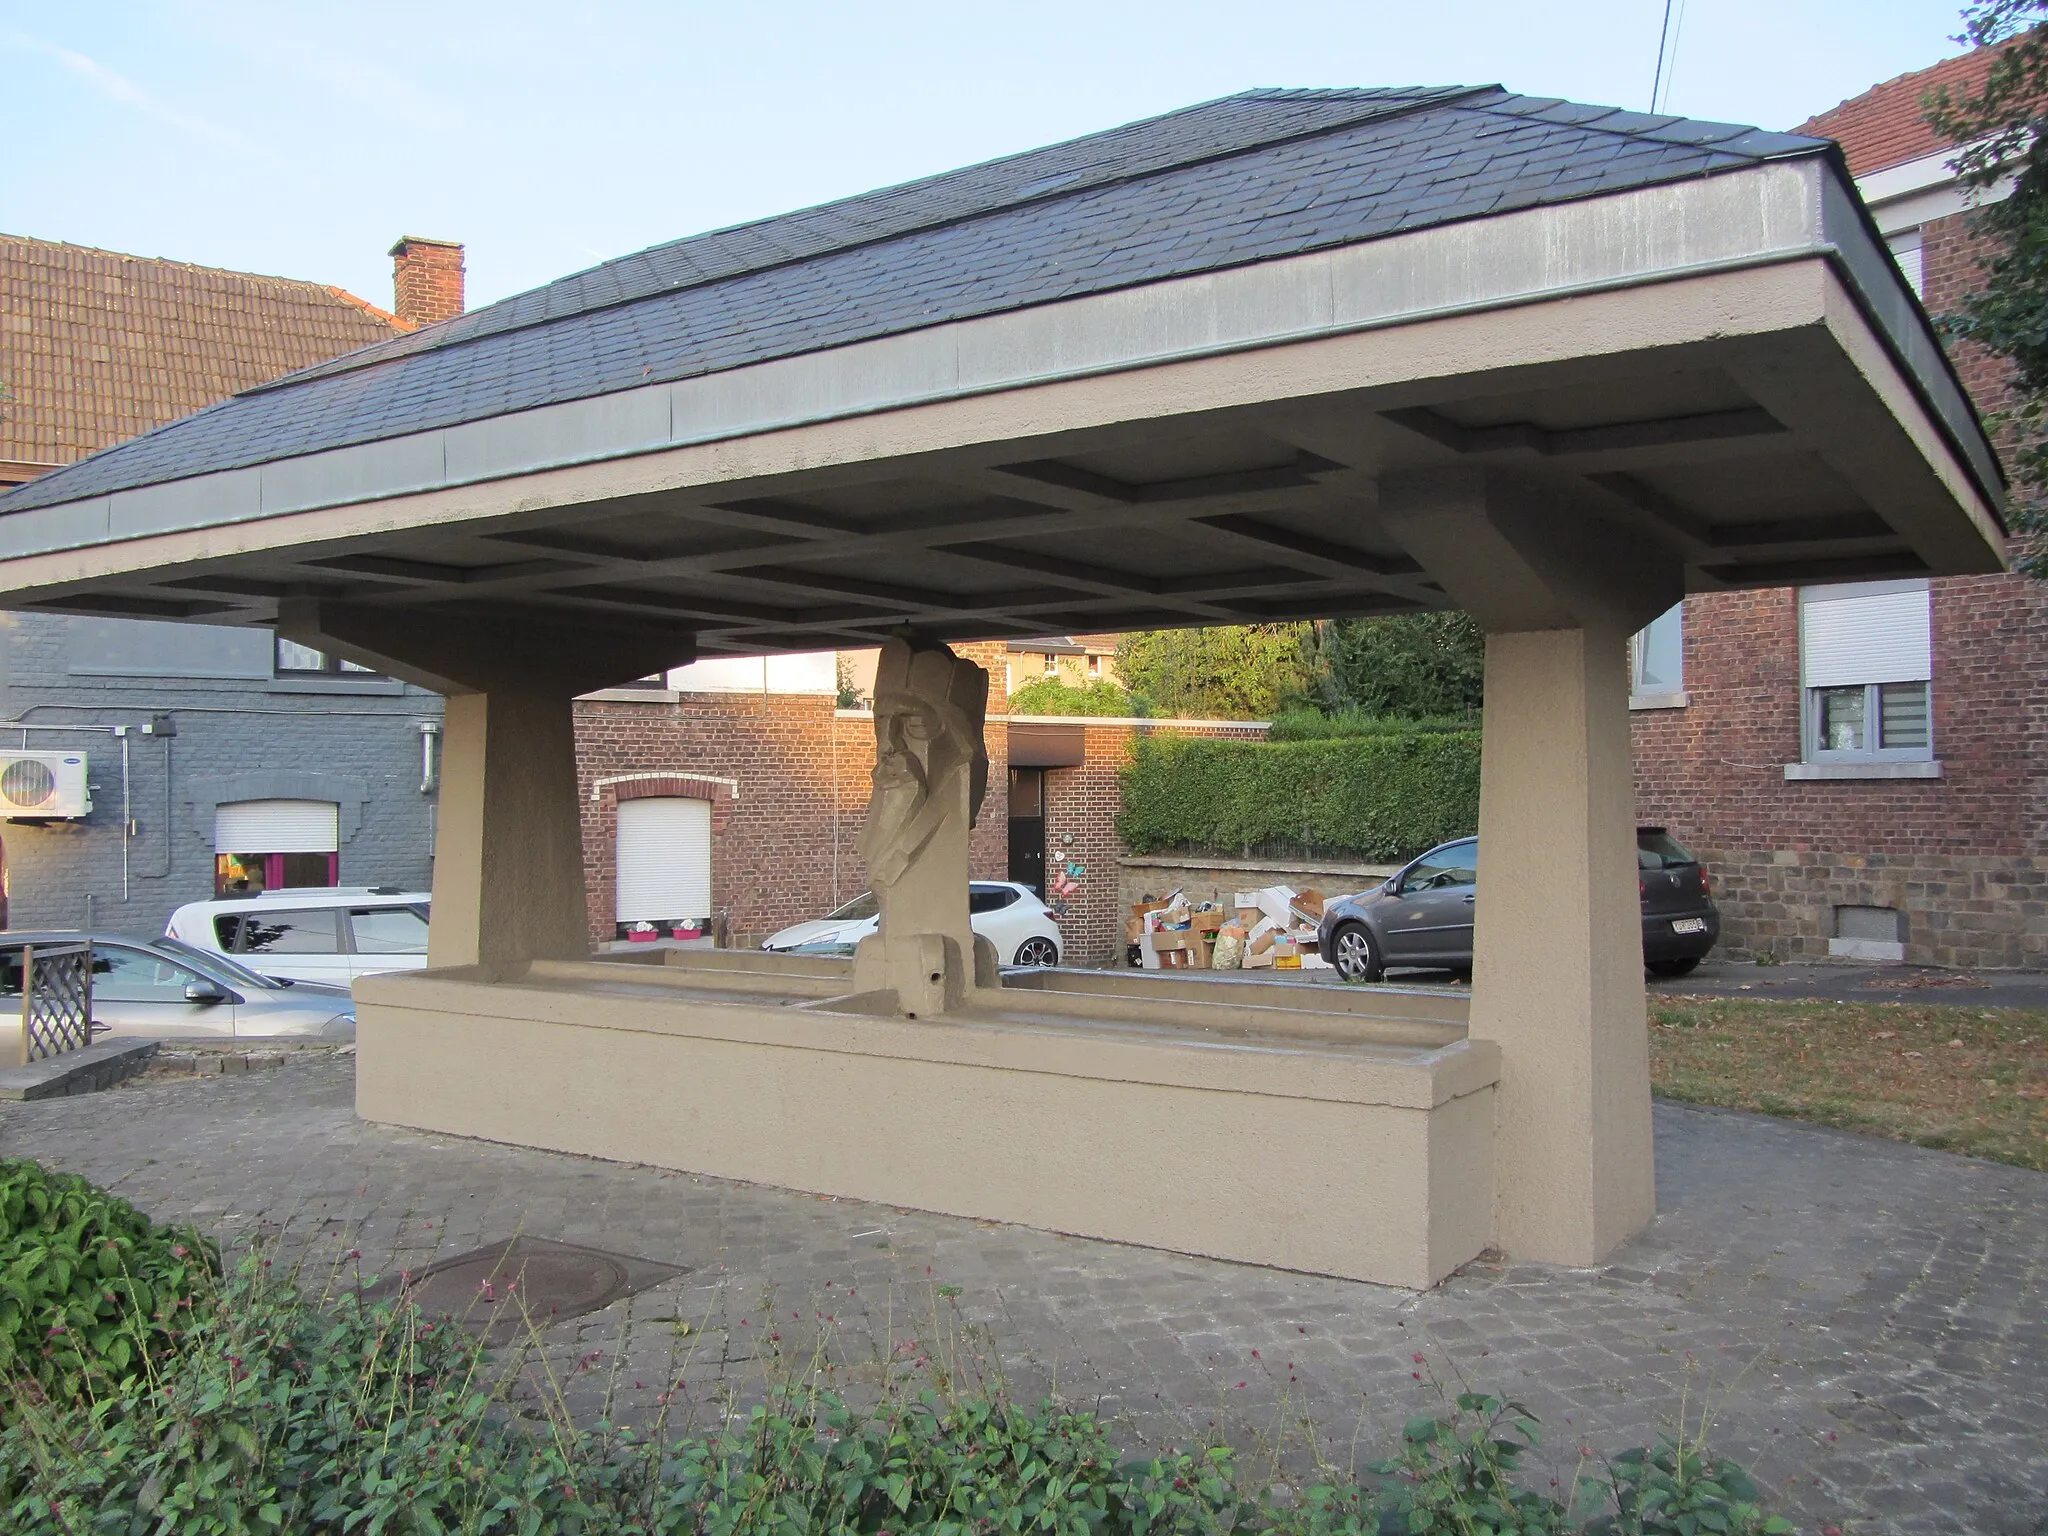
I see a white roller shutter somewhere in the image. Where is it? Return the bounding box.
[615,797,712,923]
[215,799,339,853]
[1800,580,1931,688]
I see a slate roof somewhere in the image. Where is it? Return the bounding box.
[0,88,1828,514]
[0,235,403,475]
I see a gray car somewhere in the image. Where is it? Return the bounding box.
[0,930,356,1042]
[1315,827,1720,983]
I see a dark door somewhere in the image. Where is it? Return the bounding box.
[1377,839,1479,964]
[1007,767,1046,897]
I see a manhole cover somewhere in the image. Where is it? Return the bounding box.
[361,1236,684,1344]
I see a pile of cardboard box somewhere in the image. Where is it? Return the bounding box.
[1127,885,1333,971]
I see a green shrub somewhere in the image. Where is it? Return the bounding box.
[1266,708,1478,742]
[0,1158,217,1411]
[1008,675,1137,716]
[1116,727,1481,862]
[0,1171,1794,1536]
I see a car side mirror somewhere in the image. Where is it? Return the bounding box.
[184,981,229,1004]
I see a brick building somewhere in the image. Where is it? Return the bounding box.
[572,642,1264,963]
[0,233,463,933]
[1631,48,2048,967]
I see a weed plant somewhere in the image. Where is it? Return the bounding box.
[0,1160,1796,1535]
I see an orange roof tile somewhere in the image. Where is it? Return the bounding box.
[0,234,402,468]
[1796,47,2004,179]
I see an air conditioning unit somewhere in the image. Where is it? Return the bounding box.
[0,751,91,819]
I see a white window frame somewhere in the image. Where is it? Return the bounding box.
[1803,679,1934,764]
[1628,601,1686,708]
[1887,227,1925,298]
[1798,580,1934,766]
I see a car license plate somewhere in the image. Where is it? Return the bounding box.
[1670,917,1707,934]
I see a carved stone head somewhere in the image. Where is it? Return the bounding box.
[857,638,988,888]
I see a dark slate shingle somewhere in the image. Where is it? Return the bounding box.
[0,87,1831,515]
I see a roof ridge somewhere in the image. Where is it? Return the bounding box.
[1795,47,1988,134]
[326,285,413,333]
[0,231,383,303]
[239,85,1499,400]
[1481,93,1830,157]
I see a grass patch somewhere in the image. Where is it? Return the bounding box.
[1648,996,2048,1170]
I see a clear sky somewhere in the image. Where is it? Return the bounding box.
[2,1,1966,311]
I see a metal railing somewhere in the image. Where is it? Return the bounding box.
[20,942,93,1062]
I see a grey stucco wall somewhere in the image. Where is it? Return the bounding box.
[0,612,443,937]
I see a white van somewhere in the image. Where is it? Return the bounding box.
[164,887,430,986]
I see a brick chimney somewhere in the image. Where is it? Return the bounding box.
[388,236,465,329]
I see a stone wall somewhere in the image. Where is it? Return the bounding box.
[1696,848,2048,969]
[1118,852,1398,924]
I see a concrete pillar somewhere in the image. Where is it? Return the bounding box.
[1384,467,1679,1266]
[428,687,588,972]
[275,601,694,977]
[1471,624,1654,1261]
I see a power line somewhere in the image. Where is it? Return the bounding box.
[1650,0,1688,114]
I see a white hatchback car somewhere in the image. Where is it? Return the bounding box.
[761,881,1062,966]
[164,887,431,986]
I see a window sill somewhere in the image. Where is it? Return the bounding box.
[1783,760,1942,780]
[1830,937,1906,961]
[579,687,681,702]
[268,676,406,696]
[1629,691,1689,711]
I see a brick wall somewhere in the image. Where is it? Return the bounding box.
[1040,719,1267,965]
[0,612,440,937]
[572,688,1261,962]
[1627,180,2048,965]
[575,641,1013,947]
[388,237,465,330]
[1630,573,2048,963]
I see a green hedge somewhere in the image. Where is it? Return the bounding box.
[1265,708,1479,742]
[1116,728,1481,862]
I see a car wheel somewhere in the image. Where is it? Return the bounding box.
[1648,956,1701,978]
[1014,936,1060,966]
[1330,922,1383,983]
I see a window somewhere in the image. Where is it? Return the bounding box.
[1888,228,1925,298]
[214,799,341,895]
[93,946,206,1003]
[1630,602,1684,700]
[1400,841,1478,893]
[1087,654,1102,676]
[275,636,379,676]
[217,909,342,955]
[216,851,338,896]
[1799,580,1933,762]
[350,906,430,954]
[969,885,1021,914]
[1042,653,1058,676]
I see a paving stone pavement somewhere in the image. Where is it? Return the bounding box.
[2,1058,2043,1535]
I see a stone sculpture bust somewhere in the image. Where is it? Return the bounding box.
[857,639,988,885]
[852,638,991,1013]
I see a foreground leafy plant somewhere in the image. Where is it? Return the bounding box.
[0,1157,217,1412]
[0,1166,1802,1535]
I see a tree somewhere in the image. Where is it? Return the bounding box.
[1005,675,1135,716]
[1925,1,2048,572]
[1114,625,1315,719]
[1305,612,1486,719]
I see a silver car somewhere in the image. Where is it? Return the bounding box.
[0,930,356,1041]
